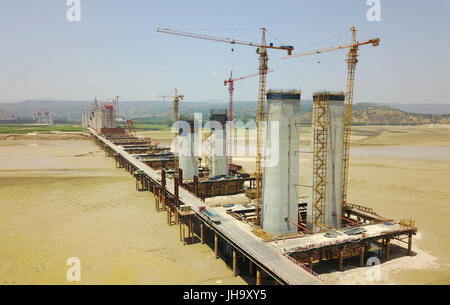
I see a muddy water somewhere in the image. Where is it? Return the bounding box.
[229,127,450,284]
[0,138,246,284]
[2,125,449,284]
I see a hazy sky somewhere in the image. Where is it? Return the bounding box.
[0,0,449,103]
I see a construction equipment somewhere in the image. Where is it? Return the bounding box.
[311,93,330,232]
[224,69,274,175]
[125,120,136,137]
[282,26,380,213]
[158,88,184,170]
[158,88,184,127]
[157,27,294,226]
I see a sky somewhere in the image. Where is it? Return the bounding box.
[0,0,449,104]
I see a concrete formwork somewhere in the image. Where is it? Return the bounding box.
[326,95,345,228]
[307,92,345,230]
[179,115,199,179]
[210,110,228,177]
[261,90,301,236]
[92,110,103,133]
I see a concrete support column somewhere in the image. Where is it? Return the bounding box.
[309,256,314,270]
[262,90,301,235]
[191,217,194,244]
[339,249,344,272]
[182,217,186,245]
[386,238,391,261]
[179,217,183,242]
[408,234,413,256]
[215,233,219,259]
[167,202,171,225]
[249,261,254,275]
[360,245,365,267]
[233,249,237,277]
[174,176,179,224]
[154,187,159,211]
[188,216,192,244]
[200,222,204,244]
[256,269,261,285]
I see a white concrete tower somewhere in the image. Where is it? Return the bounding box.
[178,115,199,180]
[261,90,301,236]
[210,109,228,177]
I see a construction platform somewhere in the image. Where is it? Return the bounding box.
[90,128,417,284]
[183,176,256,199]
[89,128,324,285]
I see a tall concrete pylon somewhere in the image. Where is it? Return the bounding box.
[210,109,228,177]
[261,90,301,236]
[178,115,199,180]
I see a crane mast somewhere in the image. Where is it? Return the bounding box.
[342,27,358,208]
[226,71,234,175]
[158,88,184,171]
[255,28,268,225]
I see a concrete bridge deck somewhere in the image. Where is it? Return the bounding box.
[89,128,323,285]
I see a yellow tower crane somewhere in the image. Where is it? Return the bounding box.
[158,88,184,126]
[158,88,184,170]
[282,27,380,220]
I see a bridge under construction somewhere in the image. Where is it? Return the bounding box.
[89,125,417,285]
[82,27,417,285]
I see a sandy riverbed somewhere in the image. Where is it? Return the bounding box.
[0,136,245,284]
[1,125,449,284]
[229,125,450,284]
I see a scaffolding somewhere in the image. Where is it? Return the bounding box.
[102,104,116,129]
[311,93,329,232]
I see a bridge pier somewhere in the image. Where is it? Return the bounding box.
[386,238,391,261]
[360,245,365,267]
[87,129,325,286]
[339,249,344,272]
[408,234,413,256]
[200,222,204,244]
[233,249,237,276]
[215,232,219,259]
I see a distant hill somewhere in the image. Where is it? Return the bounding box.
[1,99,449,125]
[382,103,450,115]
[350,103,450,125]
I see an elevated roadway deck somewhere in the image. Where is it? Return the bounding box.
[89,128,323,285]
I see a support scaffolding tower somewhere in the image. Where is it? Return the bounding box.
[311,93,329,232]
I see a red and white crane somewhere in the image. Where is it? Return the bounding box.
[224,69,273,174]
